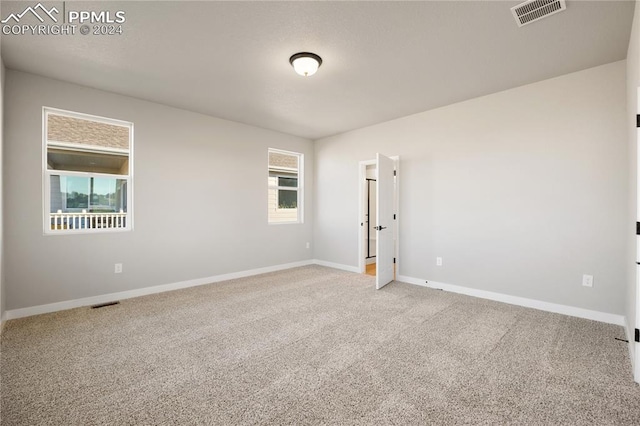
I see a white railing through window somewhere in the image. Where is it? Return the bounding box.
[50,210,127,231]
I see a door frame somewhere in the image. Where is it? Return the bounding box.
[358,156,400,276]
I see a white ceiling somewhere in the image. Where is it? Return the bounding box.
[1,1,635,139]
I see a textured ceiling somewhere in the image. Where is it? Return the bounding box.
[1,1,635,139]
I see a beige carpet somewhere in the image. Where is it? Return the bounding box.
[1,265,639,425]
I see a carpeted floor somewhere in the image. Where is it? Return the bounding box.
[1,265,639,425]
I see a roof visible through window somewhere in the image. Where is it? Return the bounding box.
[268,152,298,171]
[47,114,130,151]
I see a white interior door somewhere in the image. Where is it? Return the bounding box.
[635,87,640,383]
[376,153,394,289]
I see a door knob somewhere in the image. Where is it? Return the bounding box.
[375,226,387,231]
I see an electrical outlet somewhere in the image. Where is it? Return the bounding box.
[115,263,123,274]
[436,257,443,266]
[306,242,310,249]
[582,274,593,288]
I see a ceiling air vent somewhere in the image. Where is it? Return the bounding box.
[511,0,566,27]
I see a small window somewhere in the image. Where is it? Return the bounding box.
[43,108,133,234]
[268,149,303,224]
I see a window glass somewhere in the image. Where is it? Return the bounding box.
[278,177,297,187]
[63,176,89,210]
[268,149,302,224]
[278,189,297,209]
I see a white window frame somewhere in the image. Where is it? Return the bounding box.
[42,107,134,235]
[268,148,303,225]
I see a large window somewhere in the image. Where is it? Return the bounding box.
[43,108,133,234]
[268,149,303,224]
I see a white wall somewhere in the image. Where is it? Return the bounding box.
[314,61,627,316]
[4,70,313,311]
[626,0,640,379]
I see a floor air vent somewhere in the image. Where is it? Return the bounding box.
[511,0,566,27]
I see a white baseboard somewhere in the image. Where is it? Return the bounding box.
[5,260,314,320]
[312,259,361,273]
[5,261,625,329]
[397,275,625,326]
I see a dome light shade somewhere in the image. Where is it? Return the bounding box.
[289,52,322,77]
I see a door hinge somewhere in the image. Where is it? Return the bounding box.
[393,170,397,176]
[636,328,640,343]
[393,214,396,220]
[393,257,396,264]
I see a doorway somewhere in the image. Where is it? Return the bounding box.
[364,165,377,276]
[358,155,399,289]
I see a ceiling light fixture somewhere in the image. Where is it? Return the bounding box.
[289,52,322,77]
